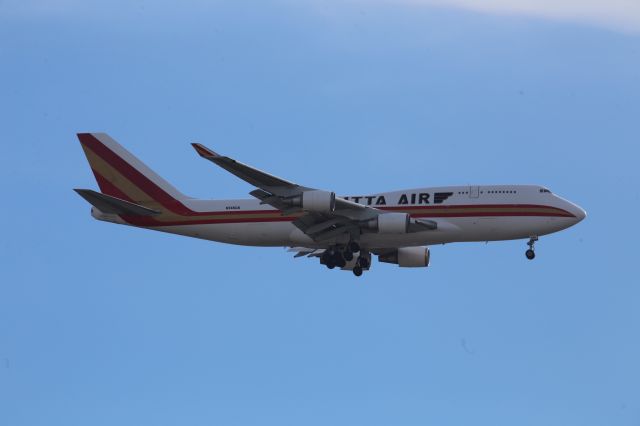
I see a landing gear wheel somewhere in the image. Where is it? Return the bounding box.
[525,236,538,261]
[353,266,363,277]
[343,250,354,261]
[348,241,360,253]
[333,252,346,268]
[357,256,370,269]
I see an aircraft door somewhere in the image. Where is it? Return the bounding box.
[469,186,480,198]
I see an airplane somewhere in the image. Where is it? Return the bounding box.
[74,133,586,277]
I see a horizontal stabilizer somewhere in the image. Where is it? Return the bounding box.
[74,189,161,216]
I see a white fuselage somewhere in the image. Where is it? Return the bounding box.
[94,184,586,249]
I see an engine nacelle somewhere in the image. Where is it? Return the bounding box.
[379,247,430,268]
[287,190,336,213]
[366,212,409,234]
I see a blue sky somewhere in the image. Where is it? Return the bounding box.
[1,1,639,425]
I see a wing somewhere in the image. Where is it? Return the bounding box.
[191,143,437,242]
[191,143,305,197]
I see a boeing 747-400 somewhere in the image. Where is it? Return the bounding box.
[74,133,586,277]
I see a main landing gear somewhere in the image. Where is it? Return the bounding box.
[525,236,538,260]
[352,255,370,277]
[320,242,369,277]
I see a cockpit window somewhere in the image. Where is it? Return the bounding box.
[539,188,551,193]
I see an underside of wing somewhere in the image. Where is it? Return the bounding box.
[292,212,360,242]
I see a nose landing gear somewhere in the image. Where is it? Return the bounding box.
[525,236,538,260]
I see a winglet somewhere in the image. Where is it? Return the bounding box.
[191,143,220,158]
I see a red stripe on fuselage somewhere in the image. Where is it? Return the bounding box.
[120,204,573,227]
[379,204,574,218]
[121,215,302,227]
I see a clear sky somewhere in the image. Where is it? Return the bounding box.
[1,1,639,425]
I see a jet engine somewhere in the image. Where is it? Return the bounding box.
[366,212,410,234]
[287,190,336,213]
[379,246,430,267]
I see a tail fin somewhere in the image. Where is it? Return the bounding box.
[77,133,189,207]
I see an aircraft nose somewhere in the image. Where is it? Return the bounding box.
[570,203,587,222]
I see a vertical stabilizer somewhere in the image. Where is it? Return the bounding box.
[77,132,189,206]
